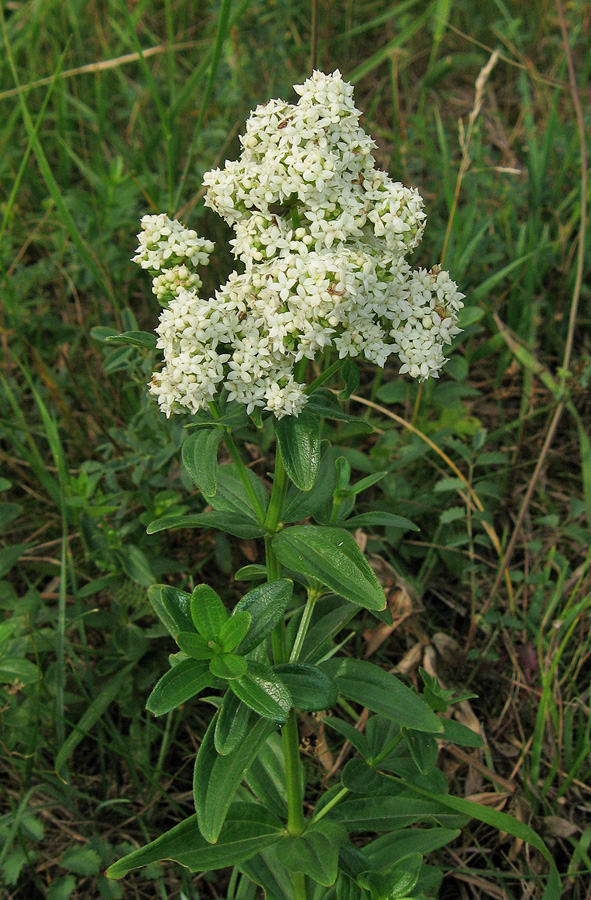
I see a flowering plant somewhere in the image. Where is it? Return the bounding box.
[107,72,558,900]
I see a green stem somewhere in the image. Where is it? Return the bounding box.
[209,402,266,525]
[264,448,289,533]
[304,357,346,395]
[289,588,319,662]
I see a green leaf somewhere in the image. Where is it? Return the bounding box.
[193,712,277,842]
[358,853,422,900]
[190,584,228,640]
[0,545,27,579]
[306,389,373,432]
[208,464,269,519]
[283,444,338,523]
[231,662,292,722]
[343,512,419,532]
[146,659,213,716]
[380,757,449,795]
[234,580,293,655]
[340,359,360,400]
[215,691,252,755]
[273,663,338,711]
[275,411,321,492]
[323,717,371,759]
[364,828,460,868]
[0,657,38,684]
[60,847,102,876]
[176,632,216,660]
[272,526,385,611]
[55,665,133,773]
[240,847,295,900]
[210,653,248,679]
[299,596,357,663]
[439,717,484,748]
[404,730,439,774]
[244,732,289,817]
[219,611,252,652]
[320,659,443,733]
[341,759,397,795]
[148,585,195,639]
[106,804,283,879]
[104,331,157,349]
[182,429,225,497]
[147,510,266,539]
[273,821,347,886]
[325,794,467,831]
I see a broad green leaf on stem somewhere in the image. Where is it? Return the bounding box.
[275,411,320,492]
[244,732,289,818]
[190,584,228,640]
[176,632,216,660]
[193,712,277,842]
[364,828,461,869]
[0,658,38,684]
[182,429,225,497]
[272,526,386,611]
[240,846,295,900]
[439,717,484,748]
[210,653,248,680]
[234,580,293,655]
[404,730,439,774]
[146,659,213,716]
[343,512,419,532]
[55,664,133,774]
[230,662,292,722]
[341,759,398,796]
[273,663,338,711]
[323,717,371,760]
[219,611,251,652]
[215,691,252,755]
[208,464,269,518]
[148,585,195,639]
[104,331,156,349]
[325,795,468,831]
[340,358,360,400]
[106,804,283,879]
[273,821,347,886]
[0,545,27,579]
[283,444,338,523]
[358,852,422,900]
[397,783,562,900]
[147,510,266,539]
[380,758,449,795]
[321,659,442,734]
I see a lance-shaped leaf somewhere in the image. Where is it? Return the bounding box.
[272,821,347,886]
[194,712,277,842]
[272,526,385,611]
[324,794,468,831]
[176,632,216,660]
[105,330,156,349]
[191,584,228,640]
[230,661,292,722]
[207,464,269,519]
[273,663,338,711]
[146,659,213,716]
[215,691,252,755]
[283,444,338,523]
[234,580,293,655]
[320,659,442,734]
[275,411,320,492]
[148,585,195,638]
[240,847,295,900]
[219,611,251,652]
[210,653,248,680]
[147,510,266,539]
[182,429,225,497]
[106,804,283,879]
[244,732,289,817]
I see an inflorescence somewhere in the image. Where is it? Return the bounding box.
[133,70,465,419]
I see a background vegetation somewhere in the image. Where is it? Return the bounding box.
[0,0,589,897]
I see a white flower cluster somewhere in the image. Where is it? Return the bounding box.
[133,71,464,418]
